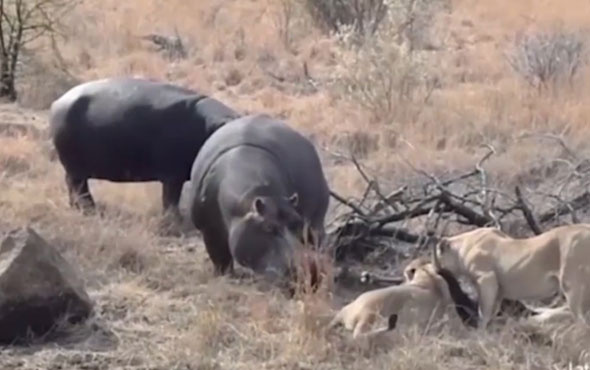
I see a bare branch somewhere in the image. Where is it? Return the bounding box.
[546,194,580,224]
[416,198,442,252]
[515,186,543,235]
[518,132,578,160]
[374,195,444,226]
[369,185,406,215]
[1,5,16,31]
[537,191,590,224]
[398,151,495,227]
[439,192,491,227]
[324,134,590,263]
[140,31,187,60]
[475,144,500,228]
[329,190,367,218]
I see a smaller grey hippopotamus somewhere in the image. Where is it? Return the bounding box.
[188,114,330,282]
[49,77,240,219]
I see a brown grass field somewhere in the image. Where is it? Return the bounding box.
[3,0,590,369]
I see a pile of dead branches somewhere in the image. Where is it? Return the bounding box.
[325,138,590,262]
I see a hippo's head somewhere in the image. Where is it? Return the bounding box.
[229,192,312,282]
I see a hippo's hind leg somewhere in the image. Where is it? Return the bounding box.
[65,173,95,213]
[161,179,185,220]
[202,226,234,276]
[159,179,186,236]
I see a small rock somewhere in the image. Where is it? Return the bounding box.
[0,227,94,344]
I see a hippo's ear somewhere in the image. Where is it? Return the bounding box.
[253,197,266,216]
[288,192,299,207]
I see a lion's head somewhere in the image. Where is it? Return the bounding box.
[403,256,430,282]
[431,237,462,274]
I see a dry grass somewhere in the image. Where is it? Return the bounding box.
[3,0,590,368]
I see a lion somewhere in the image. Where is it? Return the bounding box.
[431,225,590,329]
[404,255,540,323]
[328,261,478,338]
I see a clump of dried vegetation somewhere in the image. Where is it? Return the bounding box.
[3,0,590,369]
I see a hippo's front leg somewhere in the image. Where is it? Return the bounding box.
[201,227,234,276]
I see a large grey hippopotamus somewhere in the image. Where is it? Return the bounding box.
[189,114,330,282]
[49,77,240,218]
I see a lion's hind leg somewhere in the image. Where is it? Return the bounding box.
[560,242,590,328]
[352,312,376,339]
[563,280,590,327]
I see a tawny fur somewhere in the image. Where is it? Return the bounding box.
[403,256,431,282]
[328,263,458,338]
[405,254,540,325]
[432,225,590,329]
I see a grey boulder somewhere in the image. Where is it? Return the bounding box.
[0,227,93,344]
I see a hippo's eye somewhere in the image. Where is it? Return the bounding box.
[263,223,281,235]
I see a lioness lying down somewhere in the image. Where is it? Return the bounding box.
[432,225,590,329]
[328,261,477,338]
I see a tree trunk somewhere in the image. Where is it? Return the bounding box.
[0,60,16,101]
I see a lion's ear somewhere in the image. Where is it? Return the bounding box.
[437,238,450,254]
[432,238,449,270]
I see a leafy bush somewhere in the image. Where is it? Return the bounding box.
[333,43,428,124]
[305,0,388,37]
[507,30,586,91]
[330,0,439,125]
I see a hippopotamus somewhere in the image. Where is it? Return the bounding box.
[49,77,240,219]
[188,114,330,283]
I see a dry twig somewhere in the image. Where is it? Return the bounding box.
[326,139,590,262]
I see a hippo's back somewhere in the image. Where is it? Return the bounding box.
[191,114,330,221]
[49,77,237,182]
[49,77,203,134]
